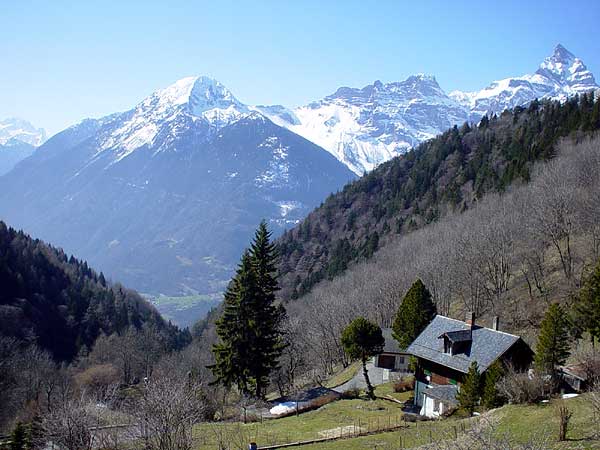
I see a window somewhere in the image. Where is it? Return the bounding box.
[398,356,405,364]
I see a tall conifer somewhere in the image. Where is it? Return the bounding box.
[535,303,571,378]
[392,279,437,349]
[210,222,285,399]
[457,361,481,414]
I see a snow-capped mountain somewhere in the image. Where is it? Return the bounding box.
[261,44,598,175]
[451,44,599,122]
[260,75,468,175]
[0,77,355,297]
[0,117,47,146]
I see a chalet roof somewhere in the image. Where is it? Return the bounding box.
[406,315,521,374]
[381,328,407,354]
[423,385,459,405]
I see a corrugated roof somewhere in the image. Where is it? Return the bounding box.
[406,315,520,374]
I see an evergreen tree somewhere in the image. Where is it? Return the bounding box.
[9,422,31,450]
[482,360,504,409]
[247,221,286,398]
[535,303,571,378]
[341,317,384,400]
[392,279,437,350]
[210,222,285,399]
[574,259,600,344]
[210,251,256,395]
[457,361,481,415]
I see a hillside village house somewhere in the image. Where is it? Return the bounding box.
[373,328,411,380]
[406,313,533,417]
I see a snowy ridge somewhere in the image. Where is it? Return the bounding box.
[260,44,598,175]
[0,118,47,146]
[266,74,469,175]
[450,44,598,121]
[64,44,598,176]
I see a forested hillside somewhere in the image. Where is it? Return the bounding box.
[0,221,190,361]
[276,94,600,301]
[273,134,600,384]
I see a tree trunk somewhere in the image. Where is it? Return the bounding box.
[362,355,375,400]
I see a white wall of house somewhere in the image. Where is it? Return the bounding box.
[419,394,444,418]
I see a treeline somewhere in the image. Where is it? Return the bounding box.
[0,221,199,435]
[273,135,600,385]
[276,94,600,301]
[0,221,190,361]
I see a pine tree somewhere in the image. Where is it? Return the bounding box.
[247,220,286,399]
[209,222,285,399]
[341,317,384,400]
[482,360,504,409]
[392,279,437,350]
[574,259,600,344]
[535,303,571,378]
[210,251,257,395]
[457,361,481,415]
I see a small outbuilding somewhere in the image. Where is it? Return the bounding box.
[373,328,411,375]
[560,364,590,392]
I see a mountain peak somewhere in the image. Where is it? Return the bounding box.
[535,44,596,89]
[0,117,47,146]
[149,76,245,116]
[552,43,575,62]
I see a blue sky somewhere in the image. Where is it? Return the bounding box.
[1,0,599,135]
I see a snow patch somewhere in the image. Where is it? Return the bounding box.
[269,402,296,416]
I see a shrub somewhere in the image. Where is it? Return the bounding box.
[341,387,362,399]
[393,376,415,393]
[497,367,550,404]
[555,402,573,441]
[75,364,120,400]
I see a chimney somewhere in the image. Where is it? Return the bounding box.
[492,316,500,331]
[466,311,474,327]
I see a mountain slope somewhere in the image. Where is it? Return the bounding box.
[260,45,598,175]
[0,139,35,176]
[0,220,188,361]
[0,77,355,297]
[275,94,600,301]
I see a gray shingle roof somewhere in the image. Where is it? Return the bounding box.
[406,315,520,374]
[381,328,407,354]
[423,385,459,405]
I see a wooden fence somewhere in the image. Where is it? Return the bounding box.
[250,414,408,449]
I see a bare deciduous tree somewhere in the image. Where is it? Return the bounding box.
[130,374,205,450]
